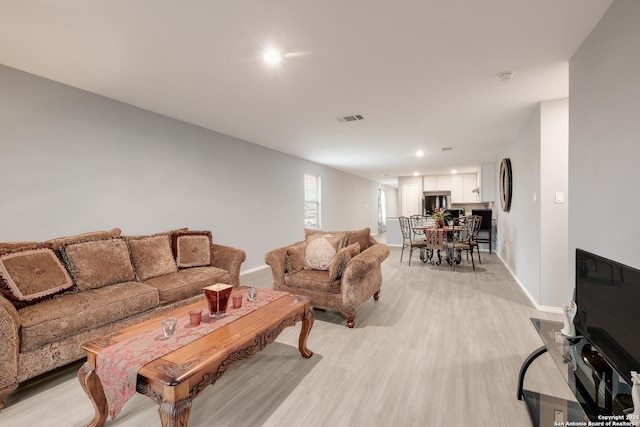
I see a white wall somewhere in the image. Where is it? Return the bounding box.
[498,105,542,304]
[498,98,569,309]
[569,0,640,277]
[540,99,569,306]
[0,65,395,271]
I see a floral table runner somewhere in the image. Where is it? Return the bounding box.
[425,228,445,249]
[96,288,288,419]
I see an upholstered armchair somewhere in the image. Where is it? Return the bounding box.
[264,228,389,328]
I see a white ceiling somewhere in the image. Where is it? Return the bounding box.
[0,0,613,187]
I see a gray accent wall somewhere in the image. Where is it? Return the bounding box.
[0,65,395,271]
[569,0,640,276]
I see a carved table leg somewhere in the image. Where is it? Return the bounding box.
[77,362,108,427]
[158,398,192,427]
[298,308,315,358]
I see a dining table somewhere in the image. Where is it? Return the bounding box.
[411,225,466,265]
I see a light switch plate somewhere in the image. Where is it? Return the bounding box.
[555,192,565,203]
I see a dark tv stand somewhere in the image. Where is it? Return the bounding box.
[517,318,635,426]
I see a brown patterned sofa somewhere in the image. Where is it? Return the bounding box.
[0,227,246,409]
[265,228,389,328]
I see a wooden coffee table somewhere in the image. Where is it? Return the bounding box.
[77,292,314,427]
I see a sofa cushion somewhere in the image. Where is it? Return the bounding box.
[172,231,213,268]
[328,242,361,282]
[46,228,122,252]
[0,246,75,310]
[126,234,178,281]
[305,227,371,252]
[18,281,159,352]
[304,233,346,271]
[63,238,135,291]
[284,269,340,294]
[143,266,230,305]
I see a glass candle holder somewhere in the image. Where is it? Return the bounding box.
[161,317,177,337]
[247,287,257,302]
[188,309,202,326]
[232,294,243,308]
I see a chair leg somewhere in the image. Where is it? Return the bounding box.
[470,249,475,270]
[477,246,482,264]
[342,313,356,328]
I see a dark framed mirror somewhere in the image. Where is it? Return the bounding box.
[499,158,512,212]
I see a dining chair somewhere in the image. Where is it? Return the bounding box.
[468,215,483,265]
[471,209,493,254]
[409,214,430,240]
[399,216,427,266]
[444,216,476,271]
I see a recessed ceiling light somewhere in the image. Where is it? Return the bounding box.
[263,48,282,65]
[416,150,424,157]
[451,169,457,174]
[413,172,419,176]
[498,71,515,81]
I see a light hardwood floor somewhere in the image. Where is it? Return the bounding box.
[1,245,573,426]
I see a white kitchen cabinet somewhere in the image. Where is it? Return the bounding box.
[437,175,453,192]
[423,173,477,203]
[451,175,464,203]
[423,175,453,192]
[423,176,438,191]
[463,173,478,203]
[451,173,478,203]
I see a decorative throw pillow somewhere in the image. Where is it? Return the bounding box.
[46,228,122,252]
[0,245,74,310]
[126,234,178,281]
[171,231,213,268]
[63,238,135,291]
[345,228,371,252]
[0,241,39,252]
[304,233,347,271]
[328,242,361,283]
[304,228,370,253]
[285,242,307,275]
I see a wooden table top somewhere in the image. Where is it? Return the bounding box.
[83,293,311,385]
[79,290,314,427]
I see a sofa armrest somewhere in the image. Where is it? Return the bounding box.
[212,244,246,288]
[345,243,389,276]
[341,243,390,308]
[0,295,20,394]
[264,246,290,290]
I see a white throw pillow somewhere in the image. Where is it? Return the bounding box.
[304,233,345,270]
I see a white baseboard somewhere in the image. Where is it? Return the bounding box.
[494,251,562,314]
[240,264,270,275]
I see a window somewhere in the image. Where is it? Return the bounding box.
[304,174,320,228]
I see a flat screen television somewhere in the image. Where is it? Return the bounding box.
[574,249,640,385]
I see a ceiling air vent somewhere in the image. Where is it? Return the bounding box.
[337,114,365,123]
[441,147,454,152]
